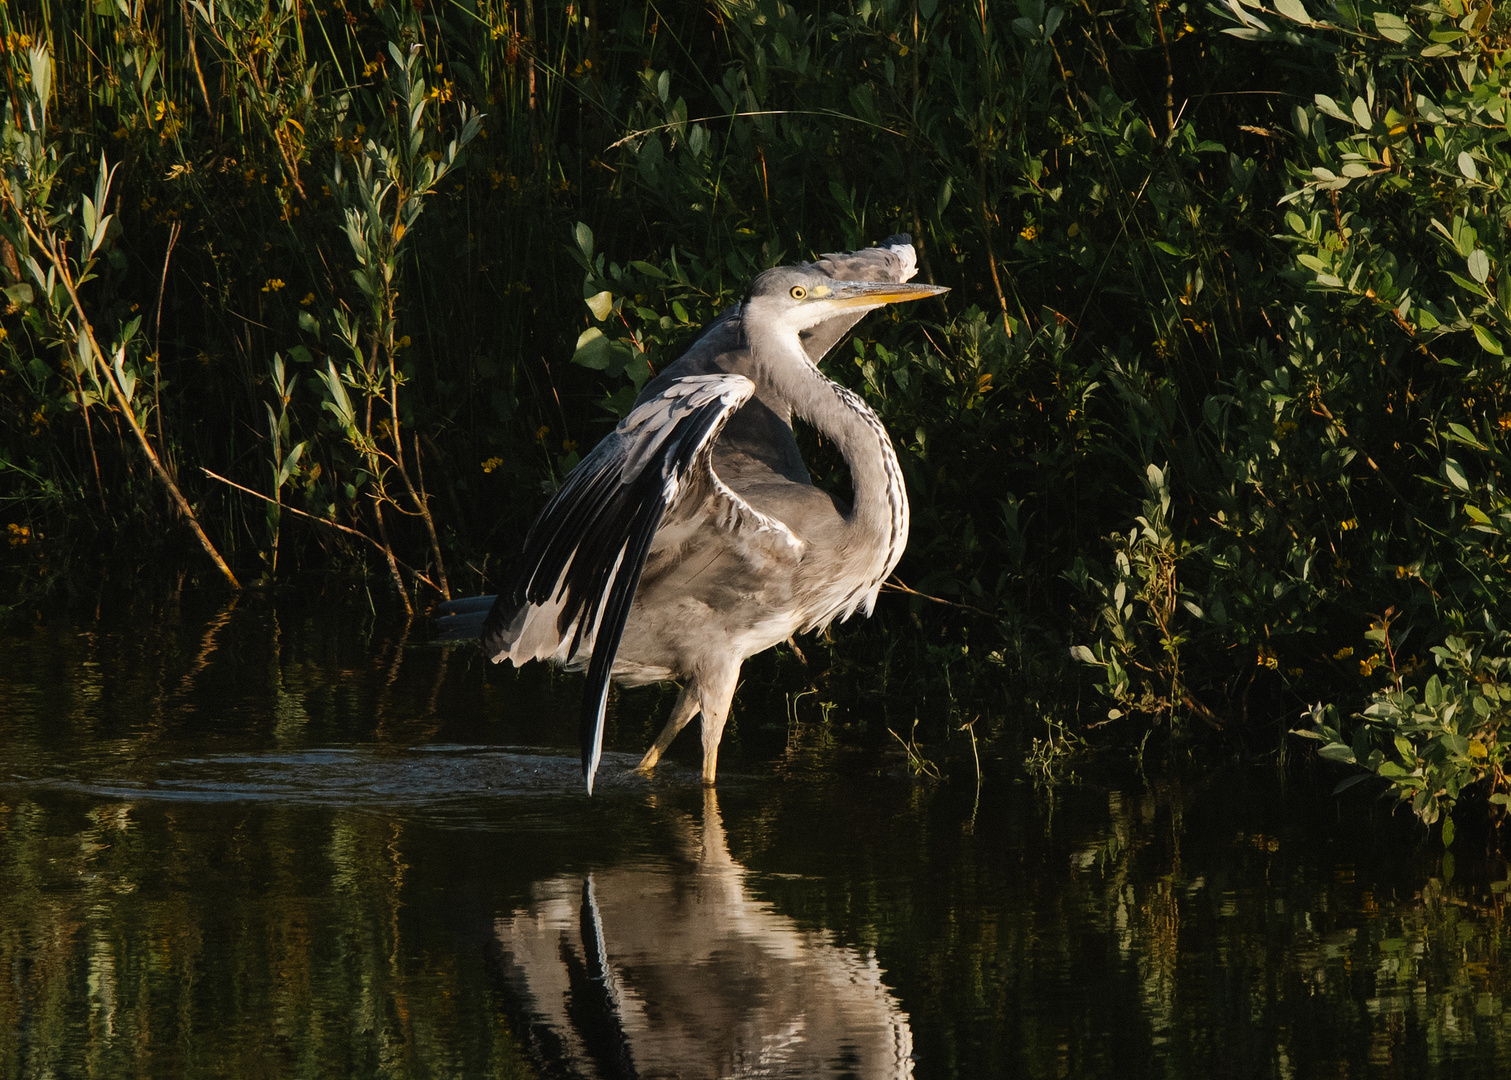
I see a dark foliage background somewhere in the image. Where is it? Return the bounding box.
[3,0,1510,822]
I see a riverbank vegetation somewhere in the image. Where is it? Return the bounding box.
[2,0,1509,830]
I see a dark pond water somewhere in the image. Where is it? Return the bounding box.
[3,585,1511,1079]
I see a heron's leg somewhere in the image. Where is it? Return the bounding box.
[637,679,701,774]
[697,662,741,786]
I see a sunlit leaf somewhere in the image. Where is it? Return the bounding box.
[585,290,614,321]
[1274,0,1311,23]
[1373,11,1413,41]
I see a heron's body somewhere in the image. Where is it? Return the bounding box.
[445,237,945,791]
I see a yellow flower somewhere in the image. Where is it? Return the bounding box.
[481,456,504,474]
[1020,224,1039,241]
[261,278,286,292]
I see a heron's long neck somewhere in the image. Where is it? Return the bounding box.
[751,324,909,578]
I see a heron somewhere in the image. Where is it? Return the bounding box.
[438,236,947,792]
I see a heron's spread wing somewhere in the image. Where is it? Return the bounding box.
[481,373,799,792]
[431,593,497,640]
[798,235,920,360]
[810,234,918,284]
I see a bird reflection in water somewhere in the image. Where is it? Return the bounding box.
[494,790,915,1078]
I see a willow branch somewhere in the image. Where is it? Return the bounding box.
[200,467,438,594]
[21,218,240,589]
[883,578,999,619]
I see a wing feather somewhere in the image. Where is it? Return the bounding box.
[480,373,794,791]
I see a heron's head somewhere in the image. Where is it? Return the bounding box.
[744,266,949,335]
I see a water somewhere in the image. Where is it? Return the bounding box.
[3,586,1511,1078]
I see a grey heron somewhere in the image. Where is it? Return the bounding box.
[439,236,946,792]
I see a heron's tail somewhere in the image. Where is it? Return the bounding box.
[431,594,498,640]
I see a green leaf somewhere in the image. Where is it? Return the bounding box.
[1374,11,1413,42]
[585,290,614,321]
[1438,732,1471,757]
[572,327,612,369]
[1445,422,1487,449]
[29,45,52,122]
[1458,151,1479,180]
[1468,249,1490,284]
[1274,0,1312,24]
[277,443,305,487]
[602,384,639,418]
[1473,324,1503,355]
[573,222,594,261]
[1444,453,1468,492]
[1313,94,1351,122]
[1442,815,1455,848]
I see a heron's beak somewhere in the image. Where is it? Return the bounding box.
[817,280,950,309]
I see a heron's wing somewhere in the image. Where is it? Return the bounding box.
[432,594,497,640]
[482,373,799,792]
[799,234,922,360]
[809,233,919,284]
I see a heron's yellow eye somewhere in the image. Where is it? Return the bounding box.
[789,285,807,300]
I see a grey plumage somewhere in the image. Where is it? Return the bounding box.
[440,236,947,791]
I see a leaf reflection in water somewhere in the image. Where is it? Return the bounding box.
[495,790,915,1079]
